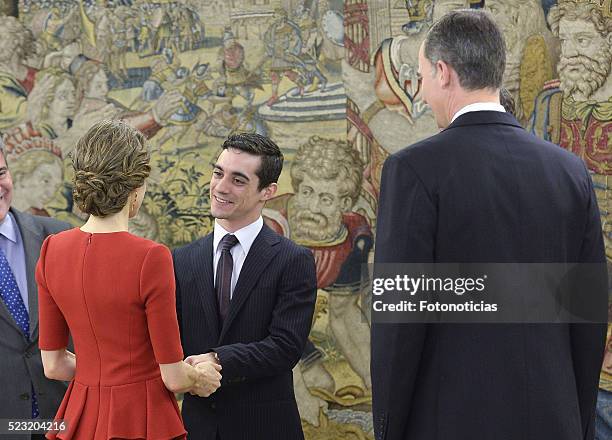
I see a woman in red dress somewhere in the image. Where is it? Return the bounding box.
[35,120,221,439]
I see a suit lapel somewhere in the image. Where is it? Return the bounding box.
[11,209,43,340]
[219,225,280,342]
[192,234,221,339]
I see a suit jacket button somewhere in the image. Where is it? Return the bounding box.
[19,393,29,400]
[210,403,216,410]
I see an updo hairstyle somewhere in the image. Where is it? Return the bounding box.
[72,120,151,217]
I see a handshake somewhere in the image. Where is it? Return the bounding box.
[185,353,223,397]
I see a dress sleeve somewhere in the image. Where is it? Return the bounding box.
[36,236,70,350]
[140,244,184,364]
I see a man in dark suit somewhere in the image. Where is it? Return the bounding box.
[173,133,317,440]
[371,10,607,440]
[0,140,70,440]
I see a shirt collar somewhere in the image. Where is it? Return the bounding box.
[0,212,19,243]
[451,102,506,124]
[213,216,264,256]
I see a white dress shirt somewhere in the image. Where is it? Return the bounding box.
[450,102,506,124]
[213,216,263,299]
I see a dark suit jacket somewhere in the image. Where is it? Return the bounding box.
[371,111,607,440]
[0,209,70,439]
[173,223,317,440]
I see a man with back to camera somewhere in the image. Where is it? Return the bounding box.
[371,9,607,440]
[0,136,70,440]
[172,133,317,440]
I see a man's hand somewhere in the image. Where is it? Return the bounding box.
[185,352,219,367]
[190,361,222,397]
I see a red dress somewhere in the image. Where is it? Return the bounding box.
[36,228,187,440]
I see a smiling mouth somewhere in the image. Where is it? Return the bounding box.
[214,195,233,205]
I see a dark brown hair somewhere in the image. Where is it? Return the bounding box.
[72,120,150,217]
[221,133,284,190]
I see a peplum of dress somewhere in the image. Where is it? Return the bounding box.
[36,228,187,440]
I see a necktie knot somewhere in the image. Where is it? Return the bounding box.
[219,234,239,253]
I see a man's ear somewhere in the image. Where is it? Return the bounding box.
[436,60,452,88]
[261,182,278,202]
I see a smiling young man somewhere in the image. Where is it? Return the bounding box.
[172,133,317,440]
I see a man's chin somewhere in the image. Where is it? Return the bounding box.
[210,209,231,220]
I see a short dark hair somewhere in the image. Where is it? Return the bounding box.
[221,133,284,190]
[424,9,506,91]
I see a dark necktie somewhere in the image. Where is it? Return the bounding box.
[0,247,39,418]
[216,234,239,324]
